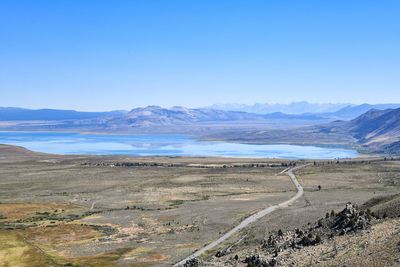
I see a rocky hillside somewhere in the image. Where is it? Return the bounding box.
[188,199,400,267]
[315,107,400,153]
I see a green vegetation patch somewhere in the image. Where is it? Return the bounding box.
[0,230,57,266]
[168,200,185,206]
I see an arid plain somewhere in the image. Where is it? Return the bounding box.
[1,144,399,266]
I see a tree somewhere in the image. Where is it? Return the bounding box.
[278,229,283,236]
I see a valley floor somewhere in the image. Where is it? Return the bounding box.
[0,145,399,266]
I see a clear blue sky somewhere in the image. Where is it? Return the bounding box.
[1,0,399,111]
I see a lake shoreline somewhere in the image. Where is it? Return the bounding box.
[0,131,360,159]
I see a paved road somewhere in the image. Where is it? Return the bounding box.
[174,163,310,266]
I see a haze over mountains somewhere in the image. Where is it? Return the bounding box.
[208,102,351,114]
[0,105,330,134]
[207,102,400,116]
[0,102,391,133]
[0,107,125,121]
[1,102,400,122]
[206,107,400,155]
[1,103,400,154]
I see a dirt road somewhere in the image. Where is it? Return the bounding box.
[174,164,310,266]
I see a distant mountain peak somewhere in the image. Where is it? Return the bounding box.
[207,102,353,115]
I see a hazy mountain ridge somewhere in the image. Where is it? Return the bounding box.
[312,108,400,149]
[0,107,126,121]
[0,105,332,133]
[207,102,400,120]
[0,105,325,124]
[323,103,400,120]
[82,106,274,130]
[1,105,400,154]
[205,107,400,154]
[207,101,352,114]
[100,106,326,126]
[2,103,399,124]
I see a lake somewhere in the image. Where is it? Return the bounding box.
[0,132,358,159]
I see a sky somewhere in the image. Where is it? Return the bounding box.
[1,0,399,111]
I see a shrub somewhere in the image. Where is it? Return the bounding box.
[301,236,311,246]
[349,219,356,228]
[278,229,283,236]
[295,228,303,237]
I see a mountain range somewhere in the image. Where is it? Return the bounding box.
[207,102,352,114]
[0,107,125,121]
[90,105,327,127]
[1,105,400,154]
[321,103,400,120]
[205,107,400,155]
[0,105,331,133]
[2,103,399,123]
[207,102,400,115]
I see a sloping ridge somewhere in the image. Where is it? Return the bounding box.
[361,193,400,218]
[0,107,124,121]
[347,108,400,147]
[204,107,400,154]
[305,107,400,153]
[93,106,308,128]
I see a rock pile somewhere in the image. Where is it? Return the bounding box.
[243,203,373,266]
[182,258,202,267]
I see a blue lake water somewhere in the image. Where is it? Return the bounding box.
[0,132,359,159]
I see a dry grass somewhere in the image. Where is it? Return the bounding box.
[1,145,399,266]
[22,222,99,245]
[0,203,80,220]
[283,218,400,266]
[0,230,56,267]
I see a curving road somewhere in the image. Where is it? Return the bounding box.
[174,163,310,266]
